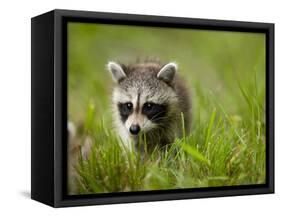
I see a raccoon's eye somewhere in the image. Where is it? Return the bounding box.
[126,102,133,110]
[118,102,134,123]
[142,102,167,123]
[143,102,154,111]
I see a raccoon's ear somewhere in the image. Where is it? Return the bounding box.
[107,61,127,83]
[157,62,177,84]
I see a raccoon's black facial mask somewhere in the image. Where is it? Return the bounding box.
[142,102,167,123]
[118,102,133,122]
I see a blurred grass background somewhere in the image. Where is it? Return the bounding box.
[67,22,266,194]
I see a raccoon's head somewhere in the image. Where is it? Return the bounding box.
[108,61,178,137]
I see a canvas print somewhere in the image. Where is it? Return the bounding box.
[67,22,266,195]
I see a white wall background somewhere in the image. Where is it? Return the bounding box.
[0,0,279,216]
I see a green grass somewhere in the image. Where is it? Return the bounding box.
[67,23,266,194]
[73,80,265,194]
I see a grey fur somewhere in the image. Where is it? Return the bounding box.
[108,61,127,82]
[109,60,192,150]
[157,62,177,84]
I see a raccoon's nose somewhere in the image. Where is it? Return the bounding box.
[129,124,140,135]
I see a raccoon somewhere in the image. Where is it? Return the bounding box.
[67,121,92,194]
[108,60,191,151]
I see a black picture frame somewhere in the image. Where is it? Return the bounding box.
[31,9,274,207]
